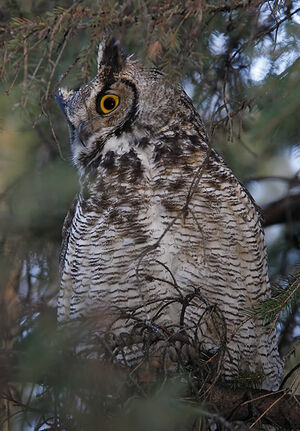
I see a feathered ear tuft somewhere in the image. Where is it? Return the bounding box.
[97,37,125,74]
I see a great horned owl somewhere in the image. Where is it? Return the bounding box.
[55,38,283,390]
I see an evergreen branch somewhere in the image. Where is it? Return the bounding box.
[251,267,300,325]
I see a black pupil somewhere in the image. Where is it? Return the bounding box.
[103,97,116,111]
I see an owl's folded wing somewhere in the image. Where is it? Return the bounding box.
[59,196,78,274]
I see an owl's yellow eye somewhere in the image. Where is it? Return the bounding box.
[99,94,120,114]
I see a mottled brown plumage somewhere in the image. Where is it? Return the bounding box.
[56,38,283,390]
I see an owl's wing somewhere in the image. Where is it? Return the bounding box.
[59,196,77,274]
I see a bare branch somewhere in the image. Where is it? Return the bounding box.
[262,194,300,227]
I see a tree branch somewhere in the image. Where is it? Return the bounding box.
[0,351,300,429]
[262,194,300,228]
[204,383,300,429]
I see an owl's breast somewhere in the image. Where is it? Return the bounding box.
[58,142,266,327]
[58,140,283,389]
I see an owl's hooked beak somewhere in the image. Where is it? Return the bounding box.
[77,122,86,147]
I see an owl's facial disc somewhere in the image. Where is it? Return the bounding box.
[56,38,142,168]
[92,79,137,135]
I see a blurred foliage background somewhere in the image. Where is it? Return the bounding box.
[0,0,300,430]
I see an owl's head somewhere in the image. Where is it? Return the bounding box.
[56,38,204,172]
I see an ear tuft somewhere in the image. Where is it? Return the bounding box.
[97,37,124,74]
